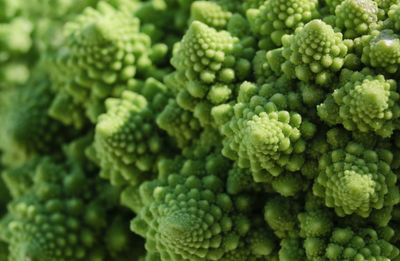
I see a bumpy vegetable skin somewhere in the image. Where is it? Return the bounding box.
[3,0,400,261]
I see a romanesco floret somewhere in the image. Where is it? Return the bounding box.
[247,0,319,48]
[213,81,315,190]
[132,154,242,260]
[335,0,379,38]
[131,152,277,261]
[93,90,167,186]
[313,141,399,217]
[171,21,236,85]
[190,1,232,30]
[156,99,202,148]
[62,2,154,121]
[170,20,251,126]
[281,19,348,85]
[359,29,400,73]
[388,3,400,31]
[318,70,400,137]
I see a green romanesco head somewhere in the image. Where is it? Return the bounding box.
[190,1,232,30]
[313,142,399,217]
[215,81,313,185]
[335,0,379,38]
[131,153,273,261]
[318,71,400,137]
[170,20,251,126]
[94,90,167,186]
[5,158,108,261]
[246,0,319,48]
[388,3,400,31]
[63,2,153,121]
[281,19,348,85]
[360,29,400,73]
[171,21,237,85]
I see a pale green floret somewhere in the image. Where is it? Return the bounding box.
[63,2,153,121]
[190,1,232,29]
[334,74,400,137]
[246,0,319,48]
[318,71,400,137]
[313,142,399,217]
[170,21,251,126]
[0,17,32,54]
[281,20,348,86]
[389,3,400,31]
[215,81,313,184]
[93,91,165,186]
[360,30,400,73]
[171,21,237,84]
[335,0,379,38]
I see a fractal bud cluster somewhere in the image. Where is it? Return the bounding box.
[3,0,400,260]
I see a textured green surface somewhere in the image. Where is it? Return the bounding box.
[3,0,400,261]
